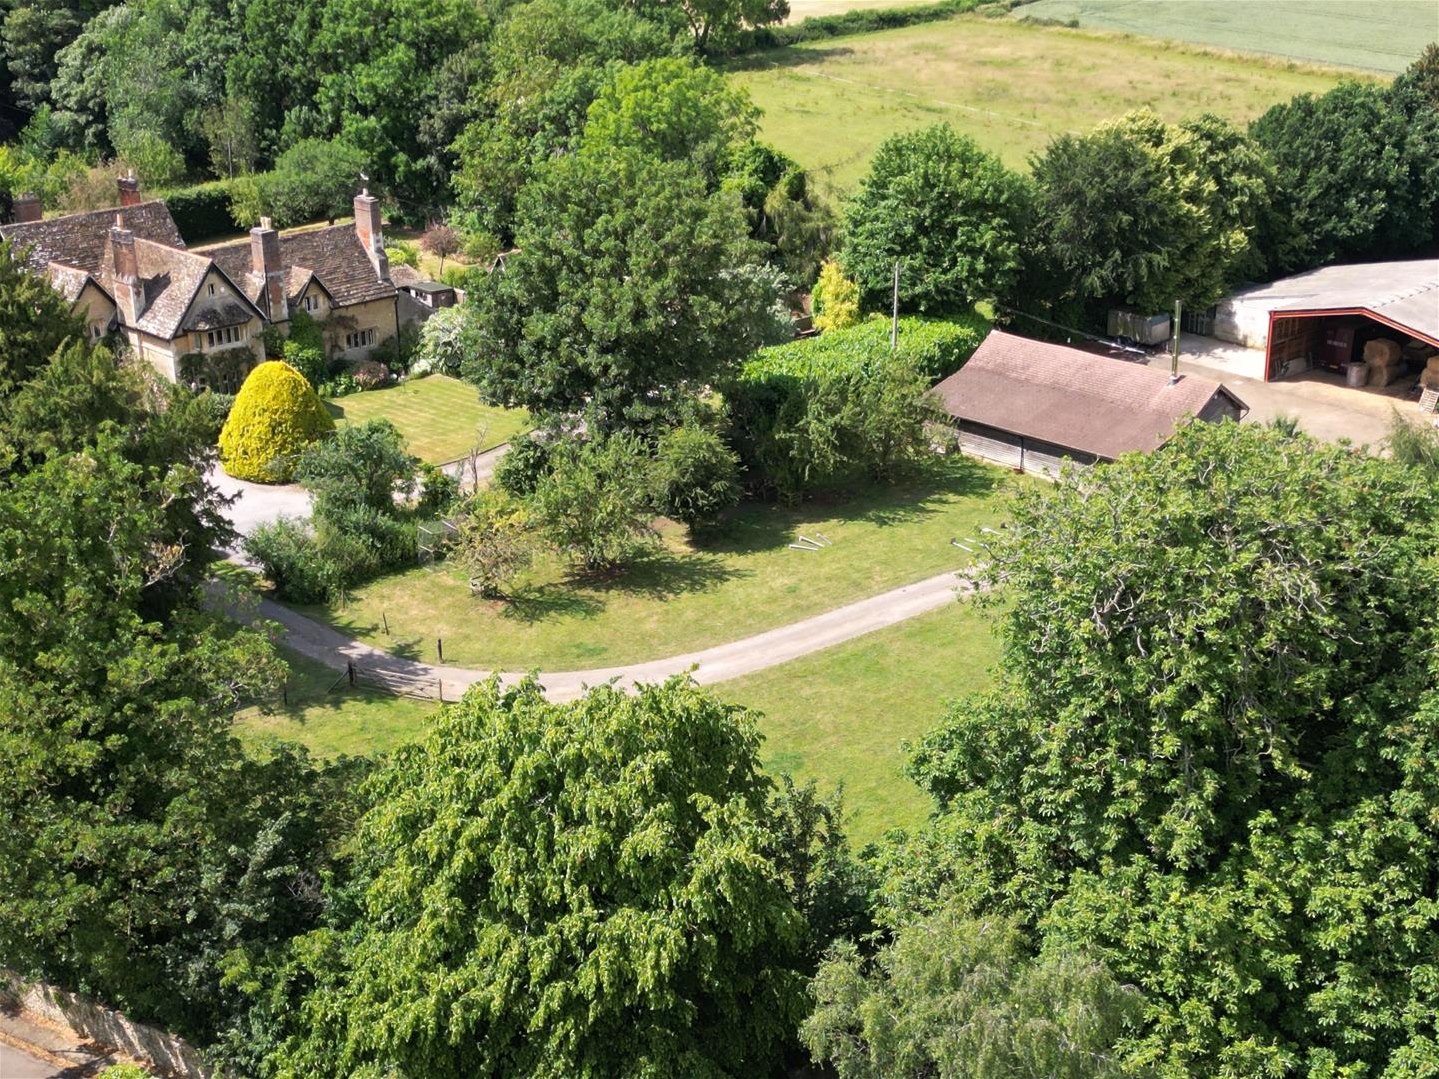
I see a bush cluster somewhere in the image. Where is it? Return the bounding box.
[245,421,421,601]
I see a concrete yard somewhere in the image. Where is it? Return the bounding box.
[1149,335,1415,448]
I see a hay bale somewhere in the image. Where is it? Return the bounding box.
[1364,338,1402,364]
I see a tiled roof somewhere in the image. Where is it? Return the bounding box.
[208,225,393,311]
[100,237,214,339]
[931,329,1246,460]
[0,201,185,276]
[45,261,97,304]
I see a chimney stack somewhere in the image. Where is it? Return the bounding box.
[117,172,141,208]
[110,214,143,325]
[353,187,389,280]
[12,192,41,224]
[250,216,288,322]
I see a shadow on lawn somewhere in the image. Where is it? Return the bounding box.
[708,454,1002,552]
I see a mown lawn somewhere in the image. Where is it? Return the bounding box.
[237,604,1004,847]
[236,647,439,758]
[729,15,1362,195]
[290,453,1015,670]
[326,375,529,464]
[724,595,1001,846]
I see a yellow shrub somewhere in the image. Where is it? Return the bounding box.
[812,258,860,334]
[219,360,334,483]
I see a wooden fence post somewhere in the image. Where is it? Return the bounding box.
[382,611,390,635]
[437,637,444,663]
[347,660,355,687]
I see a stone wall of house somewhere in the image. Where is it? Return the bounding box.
[0,968,210,1078]
[74,283,116,342]
[326,295,399,362]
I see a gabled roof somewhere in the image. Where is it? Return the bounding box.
[97,237,264,340]
[0,201,185,276]
[207,224,394,311]
[932,329,1246,460]
[45,261,105,305]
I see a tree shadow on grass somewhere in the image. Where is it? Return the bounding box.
[706,454,1003,552]
[725,45,857,74]
[500,585,605,625]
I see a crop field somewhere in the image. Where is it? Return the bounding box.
[1012,0,1433,74]
[784,0,938,22]
[729,15,1365,195]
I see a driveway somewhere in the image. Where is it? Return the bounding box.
[1148,335,1410,447]
[0,1041,65,1078]
[209,466,312,542]
[235,568,983,703]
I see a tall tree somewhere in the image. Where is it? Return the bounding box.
[884,422,1439,1073]
[1251,81,1439,273]
[841,124,1031,315]
[467,145,778,432]
[258,677,810,1078]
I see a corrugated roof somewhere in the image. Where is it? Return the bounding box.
[932,330,1245,460]
[1,201,185,275]
[1228,258,1439,345]
[208,224,394,310]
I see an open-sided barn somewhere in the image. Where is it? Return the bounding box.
[932,330,1247,476]
[1211,259,1439,385]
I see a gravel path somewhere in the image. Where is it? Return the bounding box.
[238,568,982,702]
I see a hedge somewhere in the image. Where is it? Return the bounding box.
[726,315,984,499]
[159,180,243,244]
[718,0,987,56]
[749,313,990,384]
[219,360,335,483]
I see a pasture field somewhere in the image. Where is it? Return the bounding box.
[1013,0,1433,74]
[326,374,529,464]
[729,15,1365,194]
[784,0,938,21]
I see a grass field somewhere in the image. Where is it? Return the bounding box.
[784,0,937,21]
[237,648,438,758]
[290,454,1013,670]
[236,607,1001,846]
[728,595,999,845]
[326,375,529,464]
[729,15,1364,195]
[1013,0,1433,74]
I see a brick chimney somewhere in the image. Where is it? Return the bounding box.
[353,188,389,280]
[250,216,288,321]
[117,172,141,208]
[12,192,41,223]
[110,214,144,325]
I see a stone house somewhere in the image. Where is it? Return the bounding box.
[1,178,401,391]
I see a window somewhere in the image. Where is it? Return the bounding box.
[91,322,105,340]
[206,331,216,348]
[303,294,319,312]
[344,328,377,350]
[207,283,216,296]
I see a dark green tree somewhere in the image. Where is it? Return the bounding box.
[841,124,1031,315]
[884,421,1439,1073]
[258,677,810,1078]
[466,146,776,432]
[1251,81,1439,272]
[531,433,659,571]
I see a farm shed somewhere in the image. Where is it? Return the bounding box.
[931,330,1247,476]
[1210,259,1439,384]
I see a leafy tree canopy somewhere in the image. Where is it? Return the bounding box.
[841,123,1031,315]
[803,905,1142,1079]
[466,145,776,433]
[259,677,810,1078]
[881,421,1439,1073]
[1251,80,1439,273]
